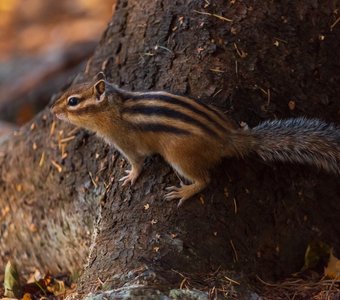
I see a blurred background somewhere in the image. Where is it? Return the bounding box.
[0,0,115,135]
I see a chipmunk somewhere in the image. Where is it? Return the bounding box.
[51,72,340,207]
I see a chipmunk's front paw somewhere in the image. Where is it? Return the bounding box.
[119,169,140,186]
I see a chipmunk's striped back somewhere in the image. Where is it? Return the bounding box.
[117,90,236,140]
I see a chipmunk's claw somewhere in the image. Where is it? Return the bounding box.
[177,198,186,208]
[165,186,179,192]
[119,169,139,186]
[164,185,189,208]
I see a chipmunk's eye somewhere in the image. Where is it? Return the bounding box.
[67,97,80,106]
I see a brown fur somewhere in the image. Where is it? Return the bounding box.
[51,75,340,207]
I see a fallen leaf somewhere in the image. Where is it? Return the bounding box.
[46,278,66,296]
[302,241,330,271]
[4,261,22,298]
[324,251,340,280]
[22,293,32,300]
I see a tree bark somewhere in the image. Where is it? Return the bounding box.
[1,0,340,299]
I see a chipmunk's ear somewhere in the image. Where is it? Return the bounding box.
[94,80,106,101]
[95,71,106,81]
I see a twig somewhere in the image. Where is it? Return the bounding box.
[193,10,232,22]
[267,88,271,106]
[51,160,62,173]
[89,172,98,188]
[155,45,173,54]
[213,89,222,97]
[39,152,45,167]
[331,16,340,31]
[224,275,240,285]
[210,68,225,73]
[67,127,80,136]
[50,121,56,136]
[229,239,238,262]
[59,135,76,144]
[233,43,247,58]
[233,198,237,214]
[274,37,288,44]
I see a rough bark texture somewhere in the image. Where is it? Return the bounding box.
[1,0,340,299]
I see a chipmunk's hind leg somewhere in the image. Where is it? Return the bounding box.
[164,175,210,207]
[163,148,211,207]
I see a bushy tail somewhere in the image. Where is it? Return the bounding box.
[251,118,340,173]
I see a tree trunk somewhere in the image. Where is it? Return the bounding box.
[1,0,340,299]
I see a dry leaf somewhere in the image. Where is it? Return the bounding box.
[4,261,22,298]
[324,251,340,280]
[46,278,66,296]
[302,241,330,271]
[22,293,32,300]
